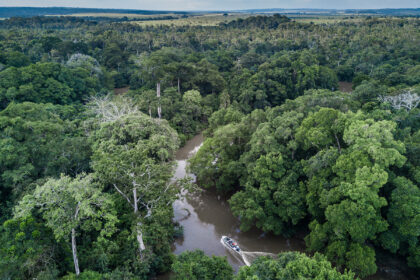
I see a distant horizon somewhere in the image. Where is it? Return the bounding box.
[0,0,418,11]
[0,6,419,12]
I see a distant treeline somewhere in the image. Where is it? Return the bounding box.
[221,14,291,29]
[241,8,420,16]
[0,16,100,28]
[345,8,420,16]
[0,15,179,28]
[0,7,189,18]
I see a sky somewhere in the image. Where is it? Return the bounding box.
[0,0,418,11]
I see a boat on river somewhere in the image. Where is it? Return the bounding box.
[221,236,241,253]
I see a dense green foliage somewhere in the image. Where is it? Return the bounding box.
[0,216,65,279]
[236,252,355,280]
[91,107,181,276]
[172,250,234,280]
[0,62,103,109]
[0,12,419,279]
[171,250,356,280]
[15,174,118,276]
[192,88,420,277]
[0,102,91,220]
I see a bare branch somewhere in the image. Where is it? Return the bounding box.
[379,90,420,111]
[113,184,134,208]
[87,95,140,123]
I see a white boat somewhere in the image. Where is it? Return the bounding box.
[221,236,241,253]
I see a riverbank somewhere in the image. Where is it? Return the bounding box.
[171,134,306,272]
[160,133,418,280]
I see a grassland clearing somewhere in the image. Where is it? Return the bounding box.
[133,13,250,26]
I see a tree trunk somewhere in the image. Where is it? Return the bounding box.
[136,222,146,258]
[157,106,162,120]
[156,82,162,119]
[133,188,138,214]
[133,188,145,258]
[71,228,80,276]
[156,82,161,98]
[177,77,181,94]
[334,134,342,154]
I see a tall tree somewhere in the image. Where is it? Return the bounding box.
[91,100,180,259]
[14,174,117,276]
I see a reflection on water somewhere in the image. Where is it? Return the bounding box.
[172,133,305,271]
[158,134,416,280]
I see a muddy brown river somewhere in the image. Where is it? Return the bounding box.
[172,134,305,269]
[158,134,416,280]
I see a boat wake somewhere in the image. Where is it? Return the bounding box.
[220,236,276,266]
[241,251,277,266]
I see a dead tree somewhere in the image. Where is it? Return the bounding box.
[379,90,420,111]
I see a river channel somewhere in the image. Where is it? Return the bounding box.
[160,133,416,280]
[172,133,306,271]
